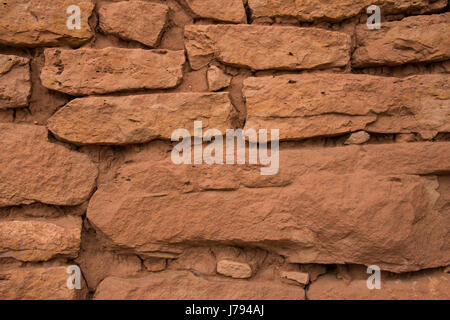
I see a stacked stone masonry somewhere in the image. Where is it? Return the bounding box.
[0,0,449,300]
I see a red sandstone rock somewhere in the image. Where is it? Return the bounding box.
[47,93,236,145]
[0,54,31,109]
[248,0,447,22]
[98,1,169,48]
[217,260,253,279]
[183,0,246,23]
[87,142,450,272]
[243,74,450,140]
[0,0,94,47]
[184,25,351,70]
[0,123,98,207]
[94,271,304,299]
[353,13,450,68]
[41,48,185,95]
[0,216,82,262]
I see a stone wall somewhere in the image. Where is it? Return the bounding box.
[0,0,449,300]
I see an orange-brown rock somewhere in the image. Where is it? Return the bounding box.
[207,66,232,91]
[353,13,450,68]
[248,0,447,22]
[0,123,97,207]
[0,54,31,109]
[94,271,304,299]
[217,260,252,279]
[243,74,450,140]
[47,93,236,145]
[0,0,94,47]
[183,0,246,23]
[87,142,450,272]
[0,216,82,262]
[0,265,86,300]
[98,1,169,48]
[308,269,450,300]
[41,48,185,95]
[184,25,351,70]
[281,271,310,285]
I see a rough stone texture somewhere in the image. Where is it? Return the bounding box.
[0,54,31,109]
[217,260,252,279]
[0,0,94,47]
[0,216,82,262]
[183,0,246,23]
[98,1,169,48]
[87,142,450,273]
[0,123,97,207]
[41,48,185,95]
[144,258,167,272]
[353,13,450,68]
[207,66,232,91]
[248,0,448,22]
[94,271,305,299]
[345,131,371,145]
[281,271,310,285]
[0,265,86,300]
[308,269,450,300]
[244,74,450,140]
[47,93,236,145]
[184,25,351,70]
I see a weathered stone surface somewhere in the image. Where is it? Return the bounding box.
[0,54,31,109]
[144,258,167,272]
[184,0,246,23]
[94,271,304,299]
[248,0,448,22]
[184,25,351,70]
[41,48,185,95]
[0,216,82,262]
[308,269,450,300]
[281,271,309,285]
[243,74,450,140]
[87,142,450,272]
[98,1,168,48]
[353,13,450,68]
[0,0,94,47]
[0,123,97,207]
[47,93,236,145]
[217,260,252,279]
[0,265,86,300]
[345,131,370,145]
[207,66,232,91]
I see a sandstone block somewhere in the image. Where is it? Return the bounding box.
[184,0,246,23]
[207,66,232,91]
[281,271,310,285]
[0,216,82,262]
[184,25,351,70]
[98,1,169,48]
[0,54,31,109]
[0,124,98,207]
[41,48,185,95]
[243,74,450,140]
[248,0,447,22]
[217,260,252,279]
[94,271,304,299]
[353,13,450,68]
[0,0,94,47]
[47,92,235,145]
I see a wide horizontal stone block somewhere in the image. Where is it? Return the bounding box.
[0,265,86,300]
[87,142,450,272]
[41,48,185,95]
[184,25,351,70]
[47,93,236,145]
[243,73,450,140]
[0,0,94,47]
[308,268,450,300]
[353,13,450,68]
[248,0,448,22]
[0,54,31,109]
[0,216,82,262]
[183,0,246,23]
[98,1,168,47]
[94,271,304,299]
[0,124,98,207]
